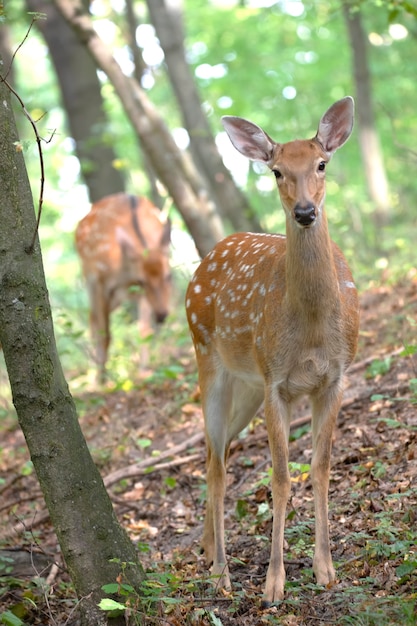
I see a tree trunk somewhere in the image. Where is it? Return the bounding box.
[0,66,145,626]
[52,0,224,259]
[26,0,126,202]
[145,0,262,233]
[342,0,390,226]
[124,0,164,208]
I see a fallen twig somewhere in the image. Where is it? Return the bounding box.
[104,432,204,487]
[348,346,405,373]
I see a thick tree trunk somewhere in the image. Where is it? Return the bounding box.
[342,0,390,226]
[0,68,144,626]
[26,0,126,202]
[52,0,224,259]
[145,0,262,233]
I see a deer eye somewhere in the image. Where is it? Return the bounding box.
[272,169,282,179]
[318,161,326,172]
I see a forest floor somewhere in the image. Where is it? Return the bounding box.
[1,277,417,625]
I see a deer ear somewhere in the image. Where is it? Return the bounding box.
[116,226,140,258]
[222,116,276,163]
[316,96,354,156]
[160,218,171,248]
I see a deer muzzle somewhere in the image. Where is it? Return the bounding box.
[294,203,316,226]
[154,311,168,325]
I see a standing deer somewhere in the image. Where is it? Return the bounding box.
[185,97,359,604]
[76,192,172,382]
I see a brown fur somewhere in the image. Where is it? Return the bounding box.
[185,98,359,604]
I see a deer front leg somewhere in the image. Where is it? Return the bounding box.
[310,384,343,586]
[263,389,292,605]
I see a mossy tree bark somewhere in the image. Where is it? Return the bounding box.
[0,66,145,626]
[25,0,126,203]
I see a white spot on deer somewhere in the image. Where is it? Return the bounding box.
[194,284,202,294]
[208,262,217,272]
[191,312,197,324]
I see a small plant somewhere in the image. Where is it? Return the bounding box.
[366,356,392,379]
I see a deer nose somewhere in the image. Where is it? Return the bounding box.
[294,204,316,226]
[155,311,168,325]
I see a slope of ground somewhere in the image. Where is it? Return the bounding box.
[0,278,416,625]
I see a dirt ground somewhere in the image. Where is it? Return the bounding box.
[1,277,417,625]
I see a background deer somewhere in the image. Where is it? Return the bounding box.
[185,97,360,604]
[76,192,172,382]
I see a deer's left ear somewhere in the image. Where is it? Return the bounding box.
[316,96,354,156]
[160,218,171,248]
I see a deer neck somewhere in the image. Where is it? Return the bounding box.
[284,210,340,318]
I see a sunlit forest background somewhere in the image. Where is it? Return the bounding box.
[2,0,417,388]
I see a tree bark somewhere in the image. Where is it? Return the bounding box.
[25,0,126,203]
[342,0,390,226]
[124,0,164,208]
[53,0,224,259]
[0,67,145,626]
[145,0,262,233]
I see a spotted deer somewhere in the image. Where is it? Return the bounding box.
[76,192,172,382]
[185,98,360,604]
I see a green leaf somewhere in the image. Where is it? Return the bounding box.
[98,598,126,611]
[137,438,152,449]
[101,583,120,594]
[0,611,25,626]
[370,393,386,401]
[208,611,224,626]
[396,560,417,577]
[400,345,417,357]
[235,498,248,520]
[366,357,392,379]
[164,476,177,489]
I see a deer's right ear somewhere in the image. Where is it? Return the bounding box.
[222,116,275,163]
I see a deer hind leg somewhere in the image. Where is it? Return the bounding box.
[263,387,293,605]
[310,382,343,586]
[87,279,110,383]
[201,368,263,590]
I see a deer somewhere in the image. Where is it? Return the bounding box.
[185,97,360,605]
[75,192,172,383]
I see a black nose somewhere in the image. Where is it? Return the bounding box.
[294,204,316,226]
[155,311,168,325]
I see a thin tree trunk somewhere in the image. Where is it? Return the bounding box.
[0,65,145,626]
[145,0,262,233]
[342,0,390,226]
[26,0,126,202]
[124,0,164,208]
[52,0,224,259]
